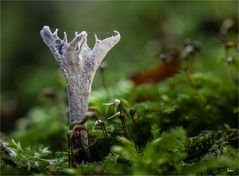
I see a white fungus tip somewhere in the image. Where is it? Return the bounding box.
[63,32,68,43]
[53,28,58,35]
[94,33,99,41]
[80,31,87,36]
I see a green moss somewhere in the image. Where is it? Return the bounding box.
[1,56,238,174]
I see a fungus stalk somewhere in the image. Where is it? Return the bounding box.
[40,26,120,164]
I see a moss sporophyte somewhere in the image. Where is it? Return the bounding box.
[40,26,120,166]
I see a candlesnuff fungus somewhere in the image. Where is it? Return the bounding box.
[40,26,120,164]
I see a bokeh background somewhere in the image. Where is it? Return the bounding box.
[1,1,238,132]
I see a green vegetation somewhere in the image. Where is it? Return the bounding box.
[1,57,238,174]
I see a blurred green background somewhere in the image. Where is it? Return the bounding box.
[0,1,237,132]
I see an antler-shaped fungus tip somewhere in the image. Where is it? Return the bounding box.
[40,25,121,163]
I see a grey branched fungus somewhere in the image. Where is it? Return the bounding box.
[40,26,120,165]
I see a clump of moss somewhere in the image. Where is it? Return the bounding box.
[1,32,238,175]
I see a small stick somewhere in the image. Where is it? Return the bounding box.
[101,126,109,141]
[184,67,194,88]
[94,119,109,141]
[119,113,128,138]
[129,108,144,138]
[107,111,128,138]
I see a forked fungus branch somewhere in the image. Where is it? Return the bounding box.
[40,26,120,164]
